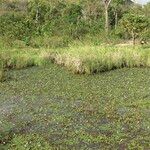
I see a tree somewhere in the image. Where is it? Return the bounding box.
[110,0,128,29]
[103,0,112,34]
[119,13,149,45]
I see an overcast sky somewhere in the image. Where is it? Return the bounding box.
[136,0,150,4]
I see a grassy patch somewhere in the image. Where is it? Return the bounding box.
[49,45,150,74]
[0,45,150,74]
[0,64,150,149]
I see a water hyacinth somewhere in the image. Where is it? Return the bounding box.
[1,64,150,149]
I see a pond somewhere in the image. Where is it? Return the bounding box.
[0,64,150,149]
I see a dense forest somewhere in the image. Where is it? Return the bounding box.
[0,0,150,48]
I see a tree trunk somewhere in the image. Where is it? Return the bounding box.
[103,0,111,35]
[36,6,39,23]
[115,11,118,29]
[105,6,109,35]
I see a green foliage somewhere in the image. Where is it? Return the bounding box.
[109,0,127,26]
[63,3,82,24]
[29,36,71,48]
[0,0,103,43]
[0,12,34,41]
[0,0,149,43]
[119,13,149,44]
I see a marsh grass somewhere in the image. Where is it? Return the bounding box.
[48,45,150,74]
[0,45,150,74]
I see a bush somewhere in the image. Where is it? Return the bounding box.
[119,13,149,45]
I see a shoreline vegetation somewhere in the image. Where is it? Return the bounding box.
[0,45,150,80]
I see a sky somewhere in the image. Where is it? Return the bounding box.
[136,0,150,5]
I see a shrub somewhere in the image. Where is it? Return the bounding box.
[119,13,150,45]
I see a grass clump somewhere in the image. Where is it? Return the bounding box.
[0,48,53,70]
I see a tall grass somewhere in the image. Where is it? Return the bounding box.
[0,45,150,75]
[0,49,43,69]
[48,45,150,74]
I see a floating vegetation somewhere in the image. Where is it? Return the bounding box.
[0,64,150,149]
